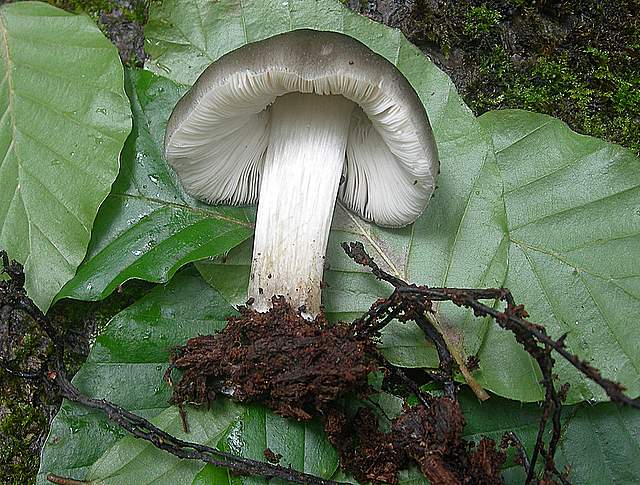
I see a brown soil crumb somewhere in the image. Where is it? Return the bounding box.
[393,398,505,484]
[468,438,508,484]
[166,297,506,484]
[324,406,408,484]
[263,447,282,464]
[167,296,380,420]
[325,397,506,485]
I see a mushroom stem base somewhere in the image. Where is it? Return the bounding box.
[249,93,354,315]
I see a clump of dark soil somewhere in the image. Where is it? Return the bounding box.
[324,406,407,484]
[324,397,506,485]
[167,297,508,484]
[392,400,505,484]
[98,0,148,66]
[167,296,380,421]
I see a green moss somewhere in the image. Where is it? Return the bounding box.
[468,43,640,154]
[403,0,640,155]
[46,0,110,18]
[464,4,501,37]
[0,279,152,484]
[45,0,147,24]
[0,401,46,484]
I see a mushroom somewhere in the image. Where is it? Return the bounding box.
[165,29,439,316]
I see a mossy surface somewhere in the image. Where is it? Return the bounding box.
[0,280,151,484]
[47,0,146,22]
[45,0,150,65]
[376,0,639,154]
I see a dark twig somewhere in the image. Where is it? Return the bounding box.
[1,251,346,485]
[47,474,89,484]
[387,366,433,408]
[399,285,639,409]
[1,363,41,379]
[503,431,531,473]
[49,371,343,485]
[342,241,457,397]
[342,241,640,484]
[342,242,640,409]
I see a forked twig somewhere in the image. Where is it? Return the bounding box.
[342,241,639,484]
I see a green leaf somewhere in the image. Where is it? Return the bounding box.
[165,0,640,403]
[160,0,499,393]
[86,403,242,484]
[55,69,253,303]
[0,1,131,311]
[38,268,337,484]
[209,405,338,485]
[474,110,640,402]
[553,403,640,484]
[149,0,496,386]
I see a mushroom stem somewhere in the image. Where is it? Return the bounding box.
[249,93,355,315]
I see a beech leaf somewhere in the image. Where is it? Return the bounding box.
[38,269,337,484]
[165,0,640,403]
[55,69,253,303]
[0,2,131,310]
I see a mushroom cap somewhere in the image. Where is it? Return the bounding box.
[165,29,439,227]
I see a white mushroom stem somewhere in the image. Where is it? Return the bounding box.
[249,93,355,315]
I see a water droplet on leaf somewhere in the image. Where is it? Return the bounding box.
[157,62,172,74]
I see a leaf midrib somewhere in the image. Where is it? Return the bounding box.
[512,238,639,301]
[0,12,16,147]
[494,119,552,155]
[111,192,254,228]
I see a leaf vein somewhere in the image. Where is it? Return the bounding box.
[110,192,254,228]
[14,88,121,144]
[495,119,552,154]
[503,145,608,195]
[577,272,640,377]
[510,184,640,232]
[18,161,90,232]
[16,124,109,184]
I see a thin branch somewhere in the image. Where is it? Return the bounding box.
[342,242,640,410]
[400,285,640,409]
[342,242,457,397]
[47,475,88,485]
[343,242,489,400]
[503,431,531,473]
[1,250,346,485]
[49,371,344,485]
[342,240,640,485]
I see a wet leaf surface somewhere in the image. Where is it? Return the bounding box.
[176,0,640,404]
[0,2,131,311]
[38,268,337,484]
[56,69,253,303]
